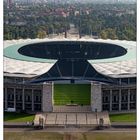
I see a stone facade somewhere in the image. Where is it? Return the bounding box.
[42,83,53,112]
[91,83,102,112]
[4,80,136,113]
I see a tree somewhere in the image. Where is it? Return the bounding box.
[100,28,118,40]
[37,30,47,39]
[100,30,108,39]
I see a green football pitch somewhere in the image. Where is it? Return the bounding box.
[54,84,91,105]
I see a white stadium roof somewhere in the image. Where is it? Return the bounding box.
[4,38,136,78]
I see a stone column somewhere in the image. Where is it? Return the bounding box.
[14,88,16,110]
[91,83,102,112]
[4,88,8,110]
[32,89,34,112]
[42,83,53,112]
[110,90,112,112]
[22,88,25,110]
[119,89,121,111]
[128,89,130,110]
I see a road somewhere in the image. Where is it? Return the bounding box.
[4,127,136,133]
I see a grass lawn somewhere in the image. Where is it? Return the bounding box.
[54,84,91,105]
[4,132,136,140]
[109,113,136,122]
[4,112,35,122]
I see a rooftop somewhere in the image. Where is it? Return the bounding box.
[4,38,136,78]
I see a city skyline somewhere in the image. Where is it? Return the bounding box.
[4,0,137,4]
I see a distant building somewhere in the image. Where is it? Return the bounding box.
[74,11,80,16]
[7,0,13,9]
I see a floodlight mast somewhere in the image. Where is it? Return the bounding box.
[79,7,82,39]
[64,1,67,38]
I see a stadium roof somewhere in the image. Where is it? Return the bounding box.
[4,38,136,79]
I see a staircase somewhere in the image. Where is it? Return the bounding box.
[53,105,92,113]
[33,111,111,128]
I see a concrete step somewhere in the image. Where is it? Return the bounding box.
[53,106,92,113]
[34,112,111,128]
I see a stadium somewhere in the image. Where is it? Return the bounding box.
[4,38,136,114]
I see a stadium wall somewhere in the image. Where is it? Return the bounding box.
[4,76,136,113]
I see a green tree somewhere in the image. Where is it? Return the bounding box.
[100,28,118,40]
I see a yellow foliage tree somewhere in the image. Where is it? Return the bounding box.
[37,30,47,39]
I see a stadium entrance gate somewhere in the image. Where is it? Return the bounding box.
[42,82,102,112]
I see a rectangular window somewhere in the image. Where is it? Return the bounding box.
[121,89,128,102]
[130,103,136,109]
[102,104,110,111]
[102,90,110,103]
[112,104,119,111]
[25,103,32,111]
[130,89,136,102]
[121,78,128,84]
[130,94,136,102]
[28,96,31,102]
[34,104,41,111]
[34,95,41,102]
[36,96,39,102]
[16,95,18,100]
[8,94,14,101]
[112,95,119,103]
[7,102,14,108]
[129,77,136,84]
[121,103,128,110]
[25,95,31,102]
[16,103,22,110]
[112,90,119,103]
